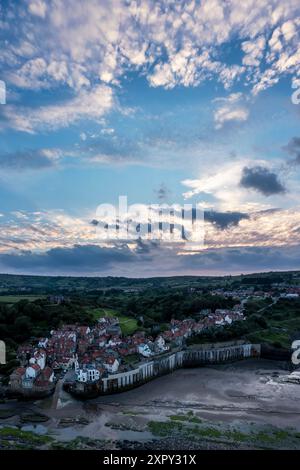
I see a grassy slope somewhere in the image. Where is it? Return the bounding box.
[86,307,138,336]
[246,299,300,348]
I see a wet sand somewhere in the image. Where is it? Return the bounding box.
[1,358,300,445]
[87,358,300,431]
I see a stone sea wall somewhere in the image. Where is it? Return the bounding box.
[70,341,261,397]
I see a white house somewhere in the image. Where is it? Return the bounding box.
[25,364,41,379]
[224,315,233,325]
[108,336,122,347]
[29,352,46,370]
[38,338,48,348]
[155,336,169,353]
[34,350,46,369]
[138,343,153,358]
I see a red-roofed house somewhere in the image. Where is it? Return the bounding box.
[103,357,119,373]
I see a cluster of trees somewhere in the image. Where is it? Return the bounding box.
[0,298,95,377]
[0,299,93,349]
[90,289,237,324]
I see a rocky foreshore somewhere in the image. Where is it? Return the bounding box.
[116,438,245,450]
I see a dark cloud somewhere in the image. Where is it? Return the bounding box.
[135,239,161,255]
[240,166,285,196]
[179,245,300,274]
[283,137,300,164]
[0,244,135,273]
[90,219,99,226]
[204,210,249,229]
[0,242,300,276]
[0,149,55,170]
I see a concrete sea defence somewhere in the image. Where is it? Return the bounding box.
[68,341,261,398]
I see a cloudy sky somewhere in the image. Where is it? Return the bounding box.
[0,0,300,276]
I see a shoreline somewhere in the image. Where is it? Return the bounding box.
[66,341,261,399]
[1,359,300,450]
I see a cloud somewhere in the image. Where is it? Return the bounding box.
[28,1,47,18]
[283,137,300,164]
[0,244,135,273]
[240,165,286,196]
[1,239,300,276]
[178,244,300,275]
[0,205,300,276]
[242,35,266,67]
[1,0,300,100]
[0,148,59,170]
[182,157,291,213]
[7,58,65,90]
[2,205,300,256]
[7,59,89,91]
[204,207,300,249]
[3,85,114,133]
[213,93,249,129]
[182,160,248,209]
[204,210,249,230]
[252,16,300,95]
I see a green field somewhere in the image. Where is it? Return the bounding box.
[246,300,300,348]
[0,295,46,304]
[247,317,300,348]
[86,307,138,336]
[247,329,291,348]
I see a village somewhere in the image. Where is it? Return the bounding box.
[209,286,300,300]
[9,277,300,398]
[9,304,246,397]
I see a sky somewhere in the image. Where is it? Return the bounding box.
[0,0,300,277]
